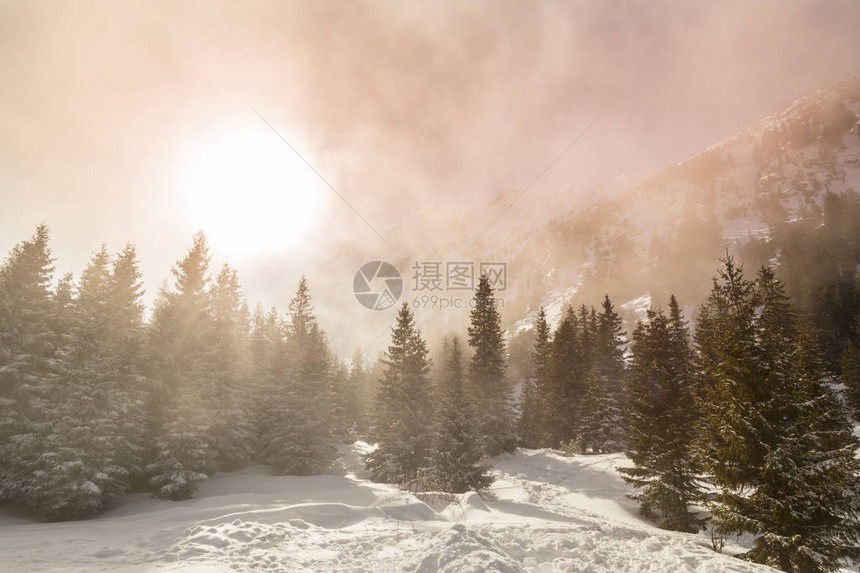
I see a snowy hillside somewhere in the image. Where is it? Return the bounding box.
[504,76,860,310]
[304,76,860,356]
[0,443,776,573]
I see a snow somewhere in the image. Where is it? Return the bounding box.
[79,480,101,495]
[513,284,580,334]
[0,443,777,572]
[619,294,651,323]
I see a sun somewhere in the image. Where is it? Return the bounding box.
[176,121,327,258]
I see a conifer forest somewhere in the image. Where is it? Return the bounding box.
[3,2,860,572]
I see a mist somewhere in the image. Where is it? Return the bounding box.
[2,0,860,344]
[4,3,860,567]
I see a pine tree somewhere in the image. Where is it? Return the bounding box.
[578,304,597,369]
[259,278,336,475]
[106,245,151,489]
[578,295,627,453]
[737,322,860,572]
[146,232,216,499]
[365,303,435,488]
[697,259,860,572]
[347,349,370,439]
[576,295,626,453]
[467,276,515,456]
[519,307,552,448]
[149,232,213,371]
[620,298,704,533]
[53,273,75,325]
[26,246,150,518]
[147,389,212,501]
[595,295,626,379]
[578,365,627,454]
[430,338,493,493]
[695,257,767,488]
[330,358,353,443]
[0,234,149,518]
[547,307,584,447]
[207,264,254,470]
[0,225,59,505]
[249,306,284,450]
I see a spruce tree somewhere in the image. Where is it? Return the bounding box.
[28,246,150,518]
[467,276,515,456]
[249,306,284,449]
[259,278,336,475]
[106,245,151,489]
[331,358,353,443]
[578,365,627,454]
[738,322,860,572]
[0,233,151,518]
[547,307,584,447]
[578,295,627,453]
[0,225,59,505]
[697,259,860,572]
[207,264,254,470]
[147,390,213,500]
[519,307,552,448]
[620,298,704,533]
[146,232,216,499]
[695,256,766,488]
[578,304,597,368]
[430,337,493,493]
[595,295,626,379]
[365,303,434,488]
[347,349,370,439]
[53,273,75,326]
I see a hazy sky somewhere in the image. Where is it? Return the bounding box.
[2,0,860,309]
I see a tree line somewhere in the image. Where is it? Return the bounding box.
[0,227,356,516]
[0,226,513,519]
[518,257,860,572]
[1,225,859,572]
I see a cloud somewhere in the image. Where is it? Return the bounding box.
[1,0,859,315]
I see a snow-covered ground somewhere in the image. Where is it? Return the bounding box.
[0,443,776,572]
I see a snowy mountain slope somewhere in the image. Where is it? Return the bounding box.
[522,77,860,298]
[306,76,860,359]
[495,75,860,341]
[0,443,777,572]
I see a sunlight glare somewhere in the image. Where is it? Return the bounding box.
[177,122,327,258]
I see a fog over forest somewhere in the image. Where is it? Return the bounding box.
[3,1,860,343]
[3,3,860,572]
